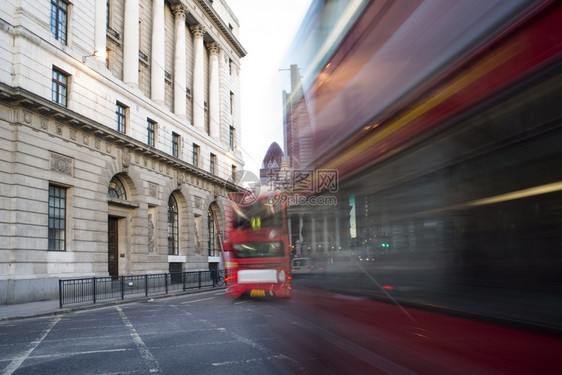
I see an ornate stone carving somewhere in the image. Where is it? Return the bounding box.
[122,150,131,168]
[148,182,158,197]
[50,152,73,176]
[148,214,155,253]
[208,42,220,55]
[191,24,205,39]
[171,3,187,19]
[41,118,49,130]
[23,111,32,124]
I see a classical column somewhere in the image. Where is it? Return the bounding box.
[335,216,340,250]
[123,0,139,87]
[151,0,166,104]
[323,215,328,253]
[208,42,220,139]
[191,24,205,130]
[172,4,187,116]
[298,214,304,257]
[311,217,316,255]
[287,214,292,252]
[94,0,107,63]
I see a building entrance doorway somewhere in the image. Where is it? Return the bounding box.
[108,216,119,277]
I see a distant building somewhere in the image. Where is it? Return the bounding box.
[283,64,314,170]
[265,64,352,259]
[0,0,246,303]
[259,141,284,185]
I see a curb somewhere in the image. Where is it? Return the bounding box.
[0,287,225,321]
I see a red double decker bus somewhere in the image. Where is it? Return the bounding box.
[222,192,292,299]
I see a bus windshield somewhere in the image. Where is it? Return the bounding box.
[234,201,282,229]
[232,242,284,258]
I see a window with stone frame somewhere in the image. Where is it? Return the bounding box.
[147,119,156,147]
[108,176,126,199]
[193,144,200,167]
[51,67,69,107]
[168,195,179,255]
[115,102,127,133]
[50,0,68,44]
[172,132,180,158]
[48,184,67,251]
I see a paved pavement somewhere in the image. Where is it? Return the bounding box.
[0,288,222,321]
[0,299,64,320]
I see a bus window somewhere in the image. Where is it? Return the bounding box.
[232,242,284,258]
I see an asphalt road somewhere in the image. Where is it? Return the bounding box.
[1,285,560,375]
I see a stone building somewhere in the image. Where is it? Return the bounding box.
[0,0,246,304]
[281,64,351,259]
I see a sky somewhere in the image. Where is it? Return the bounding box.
[227,0,313,175]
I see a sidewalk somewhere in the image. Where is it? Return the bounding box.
[0,287,223,321]
[0,299,65,320]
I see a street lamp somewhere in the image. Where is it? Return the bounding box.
[82,50,107,63]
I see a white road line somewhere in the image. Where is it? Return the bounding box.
[212,327,310,374]
[180,297,214,304]
[2,315,61,375]
[28,348,129,359]
[115,306,162,375]
[213,354,288,366]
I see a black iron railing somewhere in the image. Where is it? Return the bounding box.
[59,270,224,308]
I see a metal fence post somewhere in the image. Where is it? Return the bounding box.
[182,272,186,291]
[165,273,168,294]
[93,277,96,304]
[145,274,148,296]
[121,276,125,300]
[59,279,63,308]
[198,271,202,289]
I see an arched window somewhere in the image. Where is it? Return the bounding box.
[168,195,179,255]
[108,176,126,199]
[208,205,220,257]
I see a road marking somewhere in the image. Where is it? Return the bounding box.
[270,306,418,375]
[115,306,162,375]
[2,315,61,375]
[211,324,310,374]
[213,354,288,366]
[180,297,214,304]
[27,348,129,359]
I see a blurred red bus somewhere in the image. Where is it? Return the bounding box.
[223,193,292,298]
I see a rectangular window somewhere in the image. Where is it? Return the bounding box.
[147,119,156,147]
[230,91,234,114]
[52,68,68,107]
[50,0,68,44]
[172,132,180,158]
[229,126,235,150]
[48,184,66,251]
[210,153,216,174]
[106,0,110,29]
[193,144,199,167]
[232,165,237,183]
[116,102,127,133]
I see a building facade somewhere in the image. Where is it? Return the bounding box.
[0,0,246,304]
[278,64,351,260]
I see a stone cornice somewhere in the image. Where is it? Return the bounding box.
[190,0,247,58]
[0,83,239,192]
